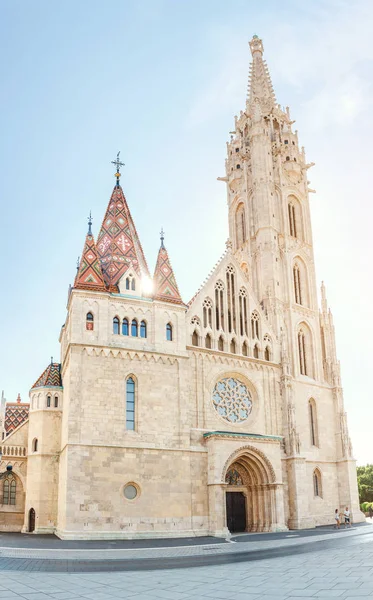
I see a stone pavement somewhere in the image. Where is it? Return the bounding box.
[0,528,372,599]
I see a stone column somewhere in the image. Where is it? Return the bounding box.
[208,484,230,538]
[287,457,314,529]
[270,483,288,531]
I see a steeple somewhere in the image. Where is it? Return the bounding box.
[153,230,183,305]
[74,216,106,292]
[97,184,150,290]
[247,35,276,111]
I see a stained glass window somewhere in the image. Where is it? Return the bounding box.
[131,319,138,337]
[166,323,172,341]
[122,318,129,336]
[212,377,252,424]
[140,321,147,338]
[126,377,135,430]
[113,317,120,335]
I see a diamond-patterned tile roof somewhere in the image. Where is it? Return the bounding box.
[97,185,149,290]
[4,395,29,434]
[31,363,63,390]
[74,233,106,291]
[153,244,183,305]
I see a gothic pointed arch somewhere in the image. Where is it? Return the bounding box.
[288,195,303,240]
[235,202,246,247]
[297,322,314,378]
[292,256,309,307]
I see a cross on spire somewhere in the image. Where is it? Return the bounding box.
[111,151,125,186]
[88,211,92,235]
[160,227,165,248]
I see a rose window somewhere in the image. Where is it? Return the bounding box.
[212,377,252,423]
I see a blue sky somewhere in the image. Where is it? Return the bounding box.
[1,0,373,464]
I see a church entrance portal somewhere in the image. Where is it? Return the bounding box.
[226,492,246,532]
[28,508,35,533]
[224,449,277,533]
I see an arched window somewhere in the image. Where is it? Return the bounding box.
[192,330,199,346]
[2,475,16,506]
[239,288,248,336]
[215,281,225,331]
[253,344,259,359]
[125,274,136,291]
[218,336,224,351]
[226,266,236,334]
[113,317,120,335]
[242,341,248,356]
[230,339,236,354]
[298,328,307,375]
[236,203,246,247]
[140,320,147,338]
[251,311,260,339]
[126,377,135,431]
[166,323,173,341]
[309,399,319,447]
[293,263,302,305]
[131,319,138,337]
[32,438,38,453]
[288,196,302,239]
[203,298,213,328]
[47,396,51,408]
[264,346,271,361]
[205,333,212,349]
[54,396,58,408]
[122,318,129,336]
[86,312,94,331]
[313,469,322,497]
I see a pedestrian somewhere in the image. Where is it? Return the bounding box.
[369,506,373,520]
[334,508,340,529]
[344,506,352,528]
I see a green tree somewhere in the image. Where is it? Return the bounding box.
[357,464,373,503]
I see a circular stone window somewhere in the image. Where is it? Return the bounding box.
[123,484,138,500]
[212,377,253,424]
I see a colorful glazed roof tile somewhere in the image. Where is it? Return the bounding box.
[74,233,106,292]
[4,394,30,435]
[31,363,63,390]
[153,242,183,305]
[97,185,149,290]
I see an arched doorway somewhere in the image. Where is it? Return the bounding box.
[224,448,276,533]
[28,508,35,533]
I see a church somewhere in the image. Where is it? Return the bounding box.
[0,36,363,538]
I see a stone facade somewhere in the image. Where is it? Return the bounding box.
[0,36,364,538]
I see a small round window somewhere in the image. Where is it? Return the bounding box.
[123,484,138,500]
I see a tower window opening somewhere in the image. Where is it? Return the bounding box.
[218,336,224,351]
[113,317,120,335]
[131,319,138,337]
[192,330,199,346]
[236,164,241,169]
[298,329,307,375]
[253,344,259,359]
[235,147,239,152]
[288,202,297,238]
[293,263,302,305]
[230,338,236,354]
[226,266,236,334]
[284,140,288,144]
[309,399,319,447]
[205,333,212,349]
[86,312,94,331]
[54,396,58,408]
[32,438,38,453]
[140,320,147,338]
[166,323,173,341]
[264,346,271,361]
[203,299,213,328]
[286,156,290,161]
[122,318,129,336]
[47,396,51,408]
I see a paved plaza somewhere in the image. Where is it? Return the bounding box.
[0,524,372,599]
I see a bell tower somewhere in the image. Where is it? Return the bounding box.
[223,35,317,337]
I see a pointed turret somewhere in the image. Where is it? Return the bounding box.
[247,35,276,110]
[31,361,62,390]
[153,229,183,305]
[74,215,106,292]
[97,184,150,290]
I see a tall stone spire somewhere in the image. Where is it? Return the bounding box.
[247,35,276,111]
[153,230,183,305]
[74,217,106,292]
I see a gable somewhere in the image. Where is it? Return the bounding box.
[187,252,279,361]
